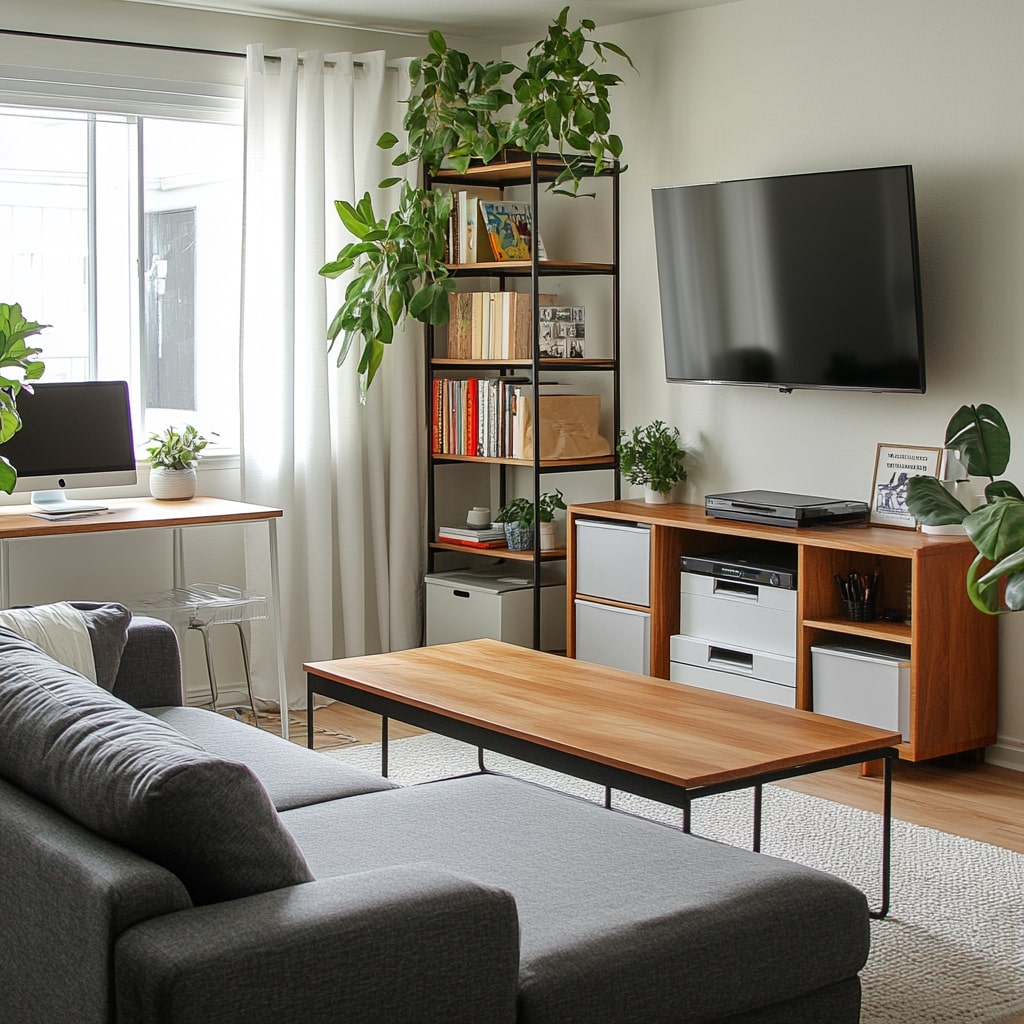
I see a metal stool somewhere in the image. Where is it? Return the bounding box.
[126,583,269,725]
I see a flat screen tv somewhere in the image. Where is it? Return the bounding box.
[651,165,926,392]
[4,381,137,510]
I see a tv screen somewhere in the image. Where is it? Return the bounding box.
[651,165,926,392]
[5,381,137,493]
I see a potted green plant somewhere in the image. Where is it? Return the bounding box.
[618,420,688,503]
[322,7,636,395]
[145,424,211,501]
[0,301,47,494]
[496,488,566,550]
[905,403,1024,613]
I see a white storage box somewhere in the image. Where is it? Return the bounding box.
[811,640,911,739]
[575,520,651,606]
[669,634,796,707]
[575,599,650,675]
[679,572,796,657]
[425,570,566,652]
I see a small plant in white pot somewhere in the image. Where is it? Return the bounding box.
[146,425,210,501]
[618,420,687,503]
[496,489,566,551]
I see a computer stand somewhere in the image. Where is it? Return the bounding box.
[30,490,109,516]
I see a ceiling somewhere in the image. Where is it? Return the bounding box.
[123,0,737,42]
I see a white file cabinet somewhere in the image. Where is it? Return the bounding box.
[575,520,651,606]
[575,599,650,675]
[425,570,566,652]
[812,640,911,739]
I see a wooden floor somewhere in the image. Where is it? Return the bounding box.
[285,702,1024,855]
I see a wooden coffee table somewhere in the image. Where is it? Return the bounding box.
[305,639,901,917]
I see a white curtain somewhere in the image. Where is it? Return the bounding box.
[240,46,426,710]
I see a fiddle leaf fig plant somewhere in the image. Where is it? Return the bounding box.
[0,301,47,494]
[905,403,1024,613]
[320,183,456,398]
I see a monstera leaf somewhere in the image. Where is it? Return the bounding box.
[945,404,1010,479]
[905,474,970,527]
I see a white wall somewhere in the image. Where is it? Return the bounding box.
[594,0,1024,767]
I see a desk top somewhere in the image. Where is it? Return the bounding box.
[0,496,282,540]
[306,639,901,789]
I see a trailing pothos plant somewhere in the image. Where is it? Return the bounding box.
[321,6,635,396]
[905,403,1024,613]
[0,302,47,494]
[320,184,456,397]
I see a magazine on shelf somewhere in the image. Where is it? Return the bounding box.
[479,201,548,262]
[538,305,586,358]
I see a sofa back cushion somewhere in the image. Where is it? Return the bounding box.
[0,627,313,905]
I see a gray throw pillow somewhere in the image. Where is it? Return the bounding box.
[0,601,131,690]
[0,628,313,905]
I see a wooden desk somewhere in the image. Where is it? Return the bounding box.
[306,639,900,916]
[0,496,290,737]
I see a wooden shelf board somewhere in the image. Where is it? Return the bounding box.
[430,358,615,370]
[432,453,616,469]
[803,617,913,645]
[446,260,615,275]
[430,541,565,561]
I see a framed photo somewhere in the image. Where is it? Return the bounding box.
[869,443,941,528]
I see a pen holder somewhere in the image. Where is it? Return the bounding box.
[842,597,876,622]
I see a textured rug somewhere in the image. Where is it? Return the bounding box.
[327,733,1024,1024]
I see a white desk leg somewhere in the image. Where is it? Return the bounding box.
[1,538,9,608]
[268,519,288,740]
[172,528,185,590]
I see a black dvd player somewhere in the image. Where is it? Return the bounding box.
[704,490,869,528]
[681,544,798,589]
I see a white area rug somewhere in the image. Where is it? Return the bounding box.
[327,732,1024,1024]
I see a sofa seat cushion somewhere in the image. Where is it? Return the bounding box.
[146,706,397,810]
[282,774,869,1024]
[0,628,313,905]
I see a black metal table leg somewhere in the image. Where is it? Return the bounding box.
[381,716,389,777]
[752,784,763,853]
[868,752,894,920]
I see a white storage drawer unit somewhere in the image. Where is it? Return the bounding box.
[812,640,911,739]
[575,599,650,675]
[679,572,796,657]
[575,520,651,606]
[425,570,566,652]
[669,634,796,707]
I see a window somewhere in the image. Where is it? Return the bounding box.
[0,106,242,449]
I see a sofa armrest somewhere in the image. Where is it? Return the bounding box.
[112,615,183,708]
[115,866,519,1024]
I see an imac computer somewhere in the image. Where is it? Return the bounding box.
[3,380,137,515]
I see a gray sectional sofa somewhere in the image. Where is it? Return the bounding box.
[0,610,871,1024]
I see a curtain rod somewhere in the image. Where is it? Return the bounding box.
[0,27,384,67]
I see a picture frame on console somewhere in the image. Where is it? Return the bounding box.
[869,443,941,528]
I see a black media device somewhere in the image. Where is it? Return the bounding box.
[651,165,926,393]
[704,490,869,529]
[681,543,798,590]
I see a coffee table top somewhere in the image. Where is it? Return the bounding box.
[306,639,901,789]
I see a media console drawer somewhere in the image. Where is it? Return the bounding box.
[679,571,796,658]
[576,520,651,606]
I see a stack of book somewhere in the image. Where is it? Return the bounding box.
[431,377,532,458]
[438,187,548,265]
[436,524,507,549]
[447,291,556,361]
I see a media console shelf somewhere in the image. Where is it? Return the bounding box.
[566,500,998,762]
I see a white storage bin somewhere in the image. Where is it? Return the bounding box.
[811,640,911,739]
[669,634,796,707]
[679,572,796,657]
[575,520,651,606]
[425,570,566,652]
[575,599,650,675]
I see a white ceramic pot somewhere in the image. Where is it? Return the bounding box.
[643,485,671,504]
[150,466,198,501]
[539,520,558,551]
